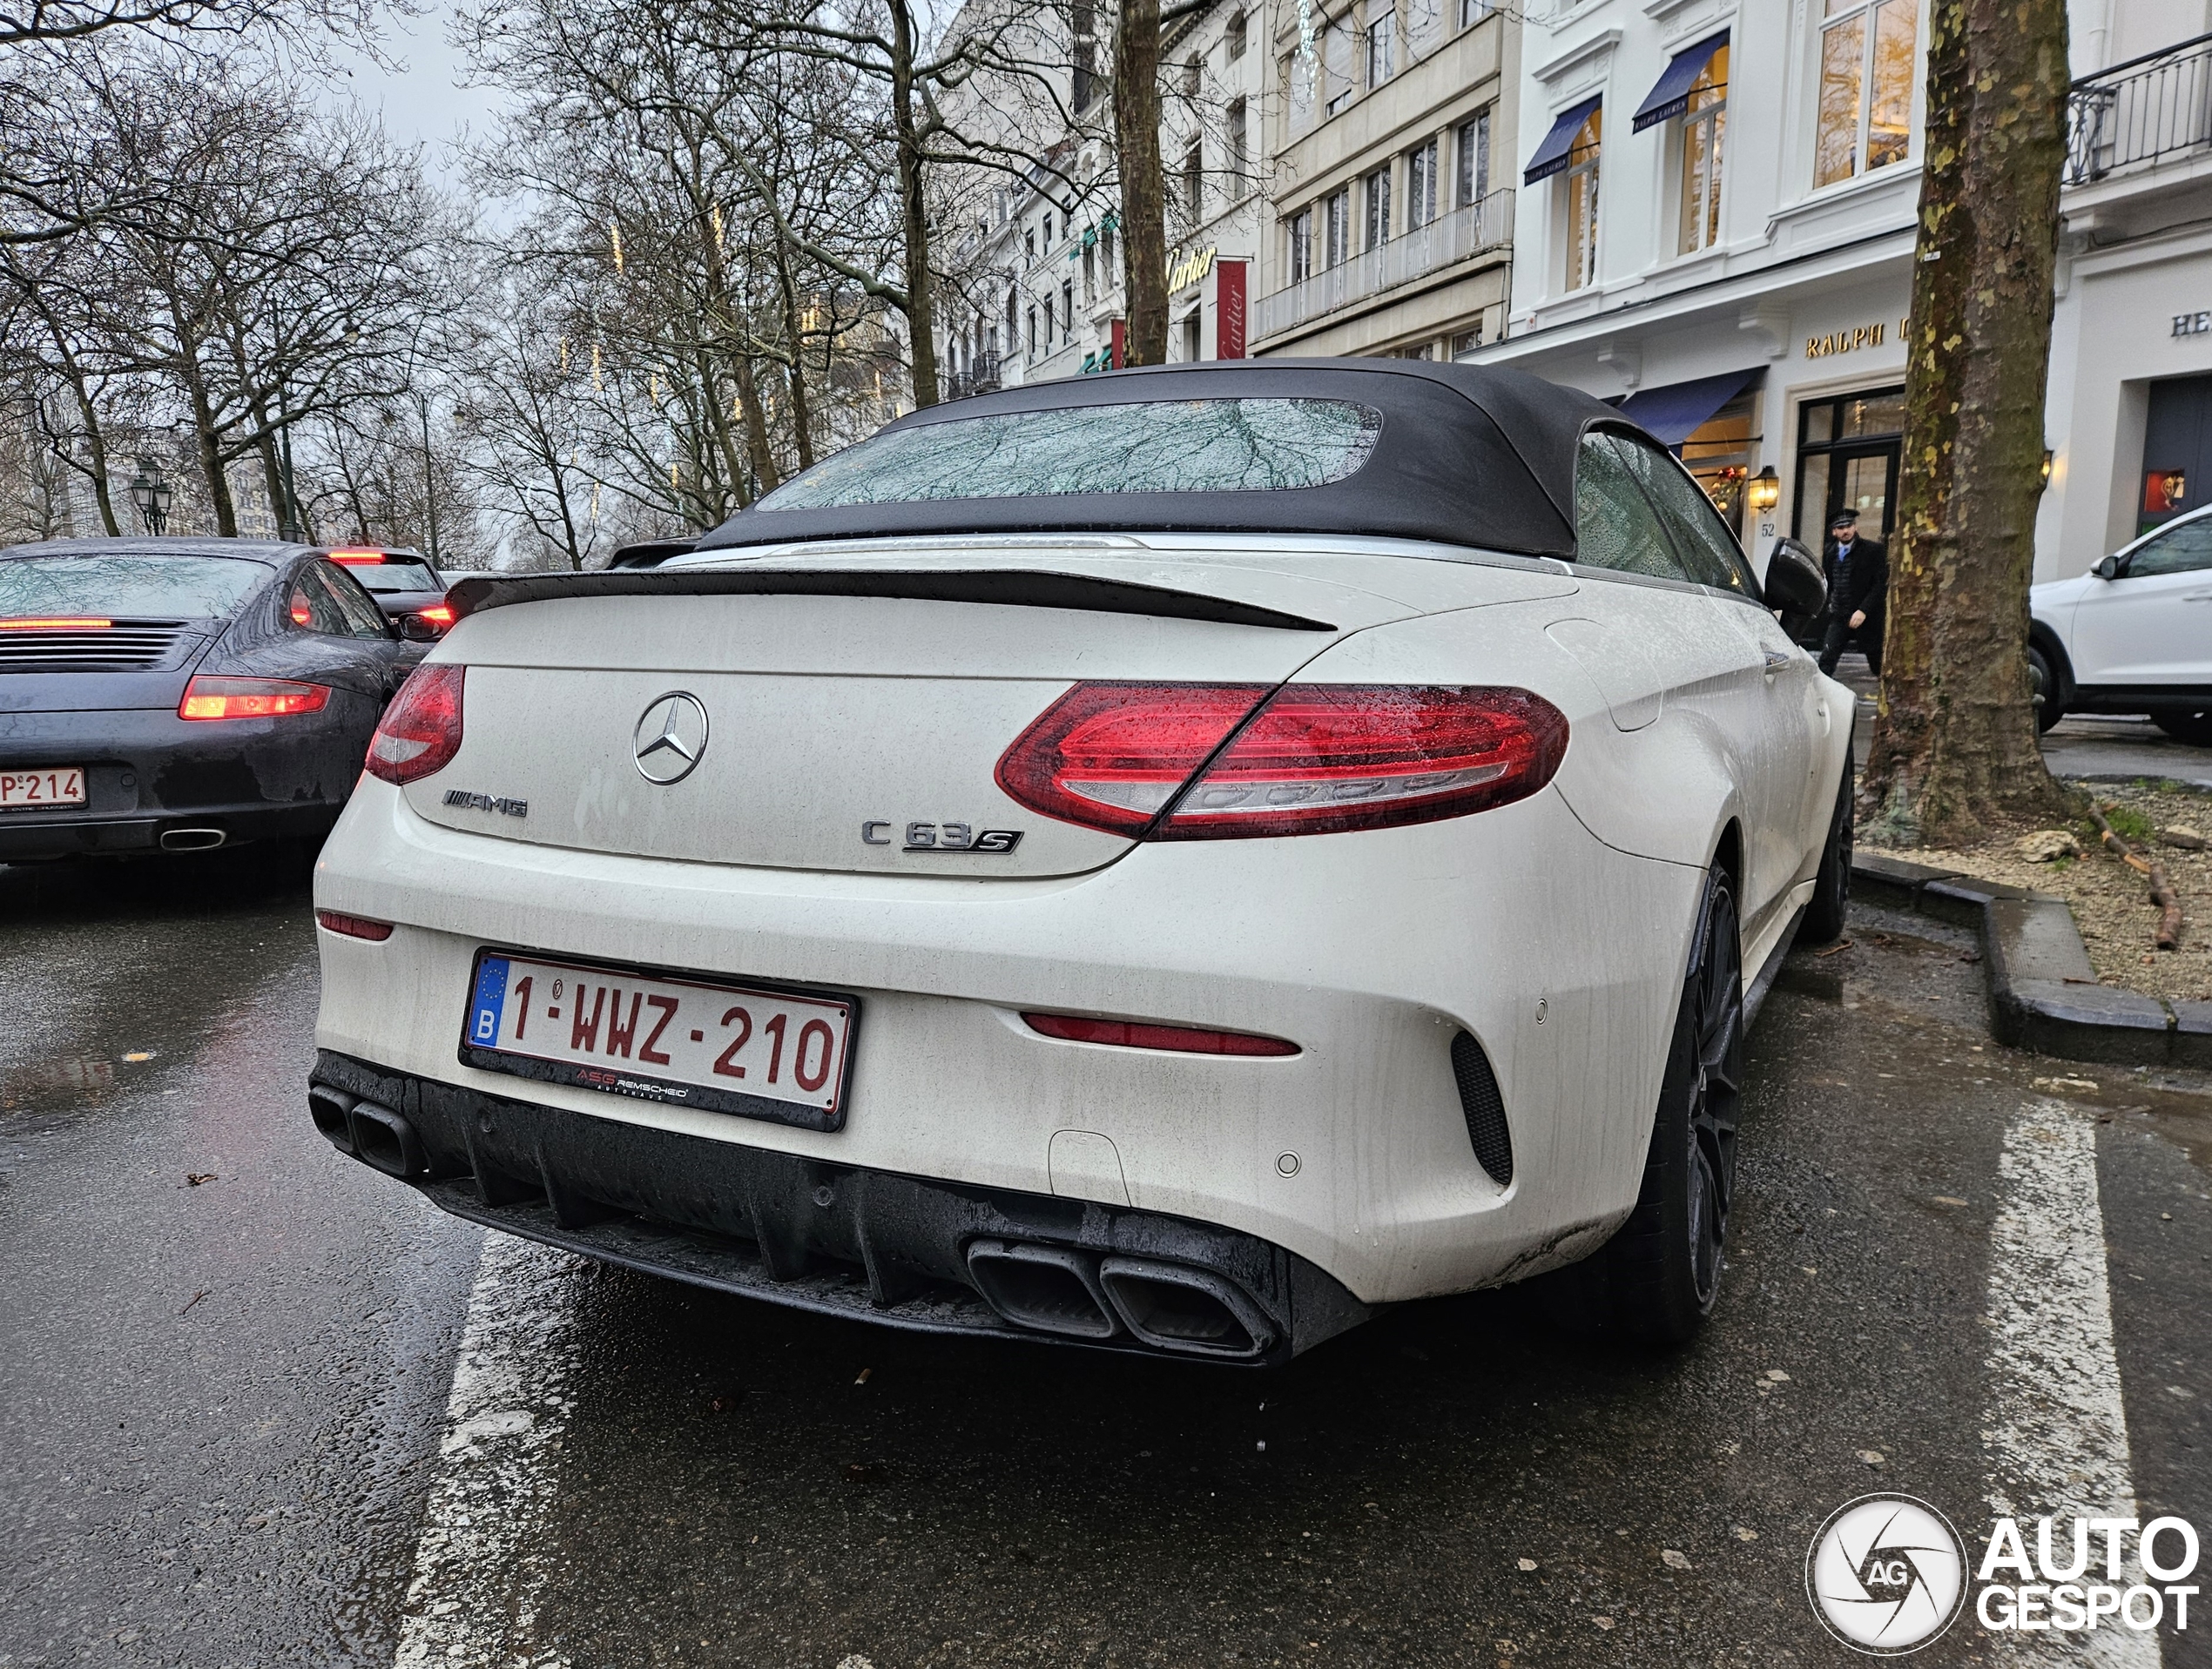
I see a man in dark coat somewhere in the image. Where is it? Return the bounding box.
[1817,508,1888,676]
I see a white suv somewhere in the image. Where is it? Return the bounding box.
[2031,505,2212,744]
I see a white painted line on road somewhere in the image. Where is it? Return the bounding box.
[395,1232,585,1669]
[1981,1096,2159,1668]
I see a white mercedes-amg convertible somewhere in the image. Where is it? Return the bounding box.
[308,361,1852,1362]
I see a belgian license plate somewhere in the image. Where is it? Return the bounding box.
[0,767,85,810]
[459,950,859,1132]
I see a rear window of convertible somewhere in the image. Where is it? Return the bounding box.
[0,553,272,619]
[758,398,1385,508]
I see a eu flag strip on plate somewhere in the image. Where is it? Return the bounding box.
[469,955,509,1046]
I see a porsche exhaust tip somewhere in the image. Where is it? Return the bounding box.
[158,827,226,851]
[965,1239,1120,1339]
[1099,1256,1275,1359]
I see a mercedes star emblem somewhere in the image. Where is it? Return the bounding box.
[633,691,710,784]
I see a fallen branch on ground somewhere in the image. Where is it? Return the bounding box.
[2087,804,2184,951]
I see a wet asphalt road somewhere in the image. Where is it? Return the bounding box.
[3,851,2209,1668]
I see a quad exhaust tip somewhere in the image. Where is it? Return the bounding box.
[307,1085,357,1154]
[965,1240,1275,1358]
[309,1090,426,1178]
[965,1239,1121,1339]
[159,827,226,851]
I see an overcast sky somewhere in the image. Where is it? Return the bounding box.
[321,2,508,193]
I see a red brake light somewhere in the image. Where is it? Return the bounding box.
[417,605,455,625]
[179,676,331,720]
[367,663,465,784]
[1022,1013,1298,1056]
[995,682,1271,834]
[316,909,394,941]
[995,683,1568,839]
[329,549,386,566]
[3,617,111,630]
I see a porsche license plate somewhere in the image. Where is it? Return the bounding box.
[0,767,85,809]
[459,950,858,1132]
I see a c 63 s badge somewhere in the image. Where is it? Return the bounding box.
[862,820,1023,854]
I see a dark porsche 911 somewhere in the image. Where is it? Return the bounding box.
[0,537,422,861]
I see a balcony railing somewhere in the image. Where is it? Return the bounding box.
[2066,30,2212,185]
[1253,190,1512,342]
[942,353,1003,401]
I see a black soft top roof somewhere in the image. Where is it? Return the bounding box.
[695,360,1631,562]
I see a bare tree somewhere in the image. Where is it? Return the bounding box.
[1858,0,2074,844]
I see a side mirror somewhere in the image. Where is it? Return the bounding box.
[1764,536,1828,636]
[397,613,440,643]
[2094,554,2122,581]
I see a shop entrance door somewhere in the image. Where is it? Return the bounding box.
[1793,387,1906,548]
[2140,373,2212,535]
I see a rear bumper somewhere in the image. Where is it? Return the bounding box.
[0,697,376,857]
[310,1048,1368,1363]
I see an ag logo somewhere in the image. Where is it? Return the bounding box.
[1806,1495,1968,1654]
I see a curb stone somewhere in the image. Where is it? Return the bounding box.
[1848,851,2212,1068]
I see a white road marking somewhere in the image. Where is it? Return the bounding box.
[1981,1096,2160,1667]
[395,1232,586,1669]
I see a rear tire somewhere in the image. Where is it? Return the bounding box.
[2154,708,2212,747]
[1600,867,1744,1345]
[1800,755,1853,945]
[2029,645,2063,733]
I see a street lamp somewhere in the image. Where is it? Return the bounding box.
[128,460,172,535]
[1747,467,1781,516]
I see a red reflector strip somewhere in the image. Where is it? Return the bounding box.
[179,676,331,720]
[315,910,394,941]
[1021,1012,1298,1057]
[2,617,112,629]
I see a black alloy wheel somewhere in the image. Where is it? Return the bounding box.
[1603,866,1745,1344]
[2029,645,2063,733]
[1800,750,1854,945]
[2154,708,2212,747]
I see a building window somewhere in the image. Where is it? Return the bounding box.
[1071,2,1097,110]
[1561,106,1601,291]
[1456,0,1488,26]
[1815,0,1916,188]
[1325,186,1350,266]
[1406,137,1438,228]
[1044,212,1055,249]
[1289,207,1314,282]
[1457,109,1490,205]
[1062,280,1075,342]
[1225,6,1247,57]
[1324,17,1353,115]
[1184,143,1204,215]
[1452,326,1482,359]
[1025,226,1036,263]
[1679,43,1728,253]
[1100,221,1116,282]
[1184,54,1202,99]
[1366,5,1395,87]
[1182,313,1203,362]
[1227,98,1248,185]
[1364,165,1392,249]
[1083,241,1096,303]
[1026,305,1038,359]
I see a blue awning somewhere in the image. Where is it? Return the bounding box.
[1523,96,1602,185]
[1632,30,1729,132]
[1615,367,1761,448]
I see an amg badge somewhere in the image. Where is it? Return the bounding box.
[861,821,1023,854]
[443,790,529,818]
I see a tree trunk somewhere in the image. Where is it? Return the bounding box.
[250,399,286,538]
[889,0,940,408]
[731,353,780,495]
[63,367,119,535]
[1858,0,2075,846]
[1114,0,1167,366]
[773,247,816,470]
[182,359,238,537]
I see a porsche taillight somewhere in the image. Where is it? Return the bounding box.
[366,663,464,784]
[179,675,330,719]
[995,682,1568,839]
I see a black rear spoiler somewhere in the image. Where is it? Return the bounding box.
[441,567,1337,633]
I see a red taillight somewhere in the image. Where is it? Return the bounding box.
[417,605,455,625]
[316,909,394,941]
[367,663,464,784]
[179,675,331,720]
[995,682,1272,835]
[1022,1013,1298,1056]
[995,683,1568,839]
